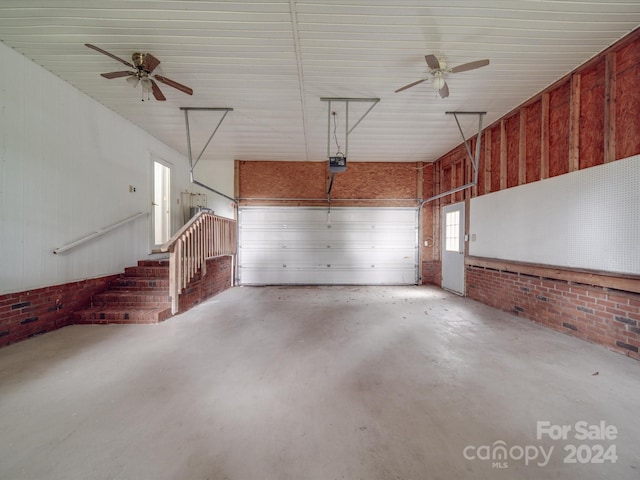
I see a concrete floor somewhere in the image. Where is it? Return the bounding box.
[1,286,639,480]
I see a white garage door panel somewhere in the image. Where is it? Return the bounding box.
[238,207,417,285]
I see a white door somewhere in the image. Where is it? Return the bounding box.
[151,160,171,249]
[238,207,418,285]
[442,202,465,294]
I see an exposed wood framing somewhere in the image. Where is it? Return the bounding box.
[541,93,550,179]
[484,129,492,194]
[469,139,476,198]
[518,110,526,184]
[569,74,581,172]
[604,52,617,163]
[234,160,241,199]
[500,120,507,189]
[416,162,423,200]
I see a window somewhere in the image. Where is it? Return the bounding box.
[445,210,460,252]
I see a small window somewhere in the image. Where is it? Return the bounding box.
[445,210,460,252]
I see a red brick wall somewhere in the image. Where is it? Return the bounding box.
[0,256,233,348]
[467,265,640,360]
[0,275,119,347]
[178,256,232,312]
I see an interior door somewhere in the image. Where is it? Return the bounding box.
[442,202,465,294]
[151,159,171,250]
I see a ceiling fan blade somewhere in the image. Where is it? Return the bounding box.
[450,59,490,74]
[85,43,134,68]
[154,75,193,95]
[439,82,450,99]
[150,79,166,101]
[425,54,441,71]
[395,78,427,93]
[143,53,161,73]
[100,71,134,79]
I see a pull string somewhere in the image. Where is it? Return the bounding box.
[332,112,343,156]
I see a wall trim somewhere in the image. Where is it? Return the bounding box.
[466,256,640,294]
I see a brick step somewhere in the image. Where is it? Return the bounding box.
[137,259,169,267]
[124,265,169,277]
[92,290,171,307]
[72,305,172,325]
[110,277,169,290]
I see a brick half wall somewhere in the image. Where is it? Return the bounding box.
[0,275,120,348]
[466,265,640,360]
[178,256,233,312]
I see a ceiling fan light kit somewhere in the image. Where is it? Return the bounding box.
[395,54,489,99]
[85,43,193,101]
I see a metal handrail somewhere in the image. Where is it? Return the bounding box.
[53,211,148,255]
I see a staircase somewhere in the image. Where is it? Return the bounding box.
[72,260,173,324]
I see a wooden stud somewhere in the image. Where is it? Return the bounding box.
[470,138,477,198]
[604,52,617,163]
[541,93,550,179]
[484,129,492,194]
[500,120,507,190]
[234,160,241,199]
[518,110,526,185]
[569,74,581,172]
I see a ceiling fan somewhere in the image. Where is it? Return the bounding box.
[85,43,193,101]
[395,54,489,99]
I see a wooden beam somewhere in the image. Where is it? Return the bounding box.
[466,256,640,294]
[604,52,617,163]
[471,137,478,198]
[416,162,424,200]
[569,74,581,172]
[234,160,241,199]
[541,93,550,179]
[484,129,492,194]
[500,120,507,190]
[450,163,457,203]
[518,110,526,185]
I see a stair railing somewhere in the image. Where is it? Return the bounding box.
[161,210,236,314]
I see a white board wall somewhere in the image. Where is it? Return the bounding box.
[469,154,640,275]
[0,42,233,295]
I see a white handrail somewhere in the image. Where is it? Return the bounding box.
[53,211,148,254]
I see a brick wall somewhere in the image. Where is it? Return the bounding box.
[467,265,640,360]
[0,256,234,348]
[421,260,441,286]
[178,256,232,312]
[0,275,119,348]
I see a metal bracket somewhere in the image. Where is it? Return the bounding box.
[180,107,235,202]
[445,111,486,187]
[421,111,486,205]
[320,97,380,159]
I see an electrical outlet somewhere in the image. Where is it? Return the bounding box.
[129,185,136,193]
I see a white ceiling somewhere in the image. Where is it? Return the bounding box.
[1,1,639,163]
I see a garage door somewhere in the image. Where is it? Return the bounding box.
[238,207,418,285]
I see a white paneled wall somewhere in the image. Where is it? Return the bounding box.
[0,42,230,295]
